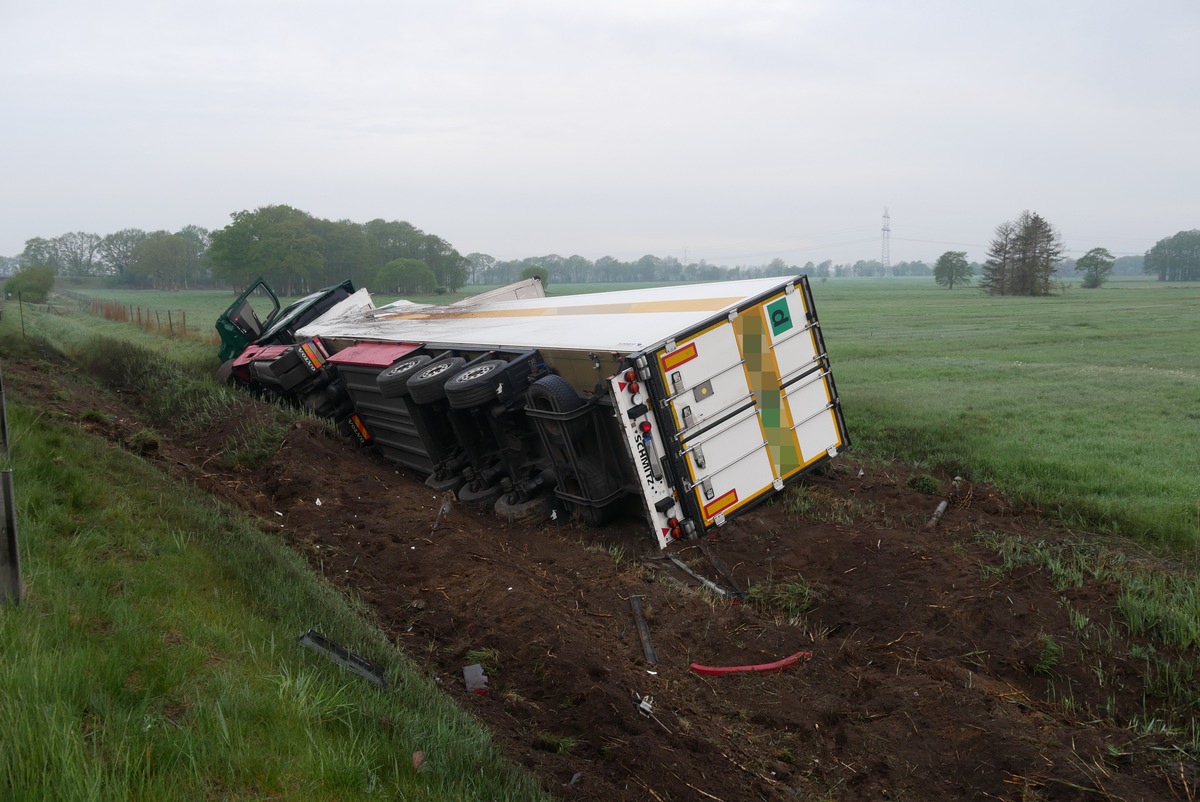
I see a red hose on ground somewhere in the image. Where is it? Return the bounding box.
[689,650,813,676]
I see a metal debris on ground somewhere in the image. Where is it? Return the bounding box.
[297,630,389,688]
[628,595,658,665]
[431,491,455,532]
[696,540,746,599]
[923,499,950,531]
[667,556,732,596]
[642,553,738,598]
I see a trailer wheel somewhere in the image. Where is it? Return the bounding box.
[425,472,464,493]
[558,461,616,526]
[527,374,585,442]
[457,480,502,507]
[445,359,508,408]
[377,354,431,398]
[494,493,551,525]
[407,357,466,404]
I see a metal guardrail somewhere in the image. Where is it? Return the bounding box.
[0,363,8,459]
[0,366,21,604]
[1,470,20,605]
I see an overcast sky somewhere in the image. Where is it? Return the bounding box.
[2,0,1197,266]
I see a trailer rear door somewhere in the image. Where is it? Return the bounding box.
[652,277,848,530]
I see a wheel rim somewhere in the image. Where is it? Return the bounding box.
[456,363,498,383]
[420,361,454,379]
[388,358,421,376]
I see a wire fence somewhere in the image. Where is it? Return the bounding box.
[57,290,202,339]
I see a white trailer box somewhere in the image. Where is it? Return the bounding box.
[296,275,848,548]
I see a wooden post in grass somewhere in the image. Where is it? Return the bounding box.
[1,470,20,605]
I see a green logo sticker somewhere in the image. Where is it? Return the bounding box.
[766,298,793,337]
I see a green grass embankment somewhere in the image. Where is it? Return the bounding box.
[0,313,548,801]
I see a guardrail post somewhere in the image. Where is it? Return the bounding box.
[1,470,21,605]
[0,364,8,458]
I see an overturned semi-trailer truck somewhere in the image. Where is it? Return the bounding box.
[216,276,849,549]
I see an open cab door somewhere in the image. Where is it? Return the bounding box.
[215,279,281,363]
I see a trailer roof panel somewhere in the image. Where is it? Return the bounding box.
[298,278,799,353]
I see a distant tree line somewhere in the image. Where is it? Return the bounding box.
[464,253,944,286]
[16,227,212,288]
[1143,230,1200,281]
[5,205,1196,300]
[6,206,472,296]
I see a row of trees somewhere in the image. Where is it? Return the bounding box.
[206,207,469,295]
[1143,230,1200,281]
[5,206,1195,297]
[6,206,472,296]
[18,227,212,287]
[464,253,943,286]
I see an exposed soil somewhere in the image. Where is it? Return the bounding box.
[6,350,1198,801]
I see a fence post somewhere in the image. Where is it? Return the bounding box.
[168,310,173,335]
[1,470,20,605]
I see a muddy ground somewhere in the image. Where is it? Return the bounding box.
[7,350,1199,801]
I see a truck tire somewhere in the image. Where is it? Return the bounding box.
[527,374,585,442]
[559,460,616,526]
[377,354,431,398]
[445,359,508,409]
[494,492,551,525]
[457,480,502,507]
[407,357,466,404]
[302,381,351,419]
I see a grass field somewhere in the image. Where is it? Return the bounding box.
[810,278,1200,546]
[59,275,1200,546]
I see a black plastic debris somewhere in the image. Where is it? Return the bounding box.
[297,630,389,688]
